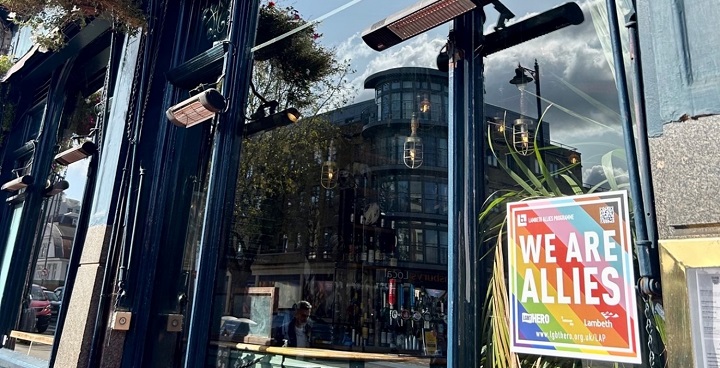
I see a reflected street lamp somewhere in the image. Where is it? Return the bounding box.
[509,60,544,155]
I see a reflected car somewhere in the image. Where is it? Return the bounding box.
[54,286,64,301]
[30,284,51,333]
[43,290,61,317]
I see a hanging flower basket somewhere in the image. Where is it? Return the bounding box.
[0,0,146,49]
[59,90,101,150]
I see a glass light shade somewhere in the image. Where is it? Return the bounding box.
[513,118,533,156]
[321,160,338,189]
[404,136,424,169]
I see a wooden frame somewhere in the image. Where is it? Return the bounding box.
[219,287,277,345]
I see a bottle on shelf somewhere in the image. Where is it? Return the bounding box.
[367,236,375,264]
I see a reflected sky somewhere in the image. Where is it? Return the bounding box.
[294,0,630,186]
[63,158,89,201]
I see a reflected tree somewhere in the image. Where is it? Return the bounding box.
[226,2,357,288]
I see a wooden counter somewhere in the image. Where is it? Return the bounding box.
[212,341,438,365]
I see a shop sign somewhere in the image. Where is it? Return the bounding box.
[384,269,447,284]
[507,191,641,364]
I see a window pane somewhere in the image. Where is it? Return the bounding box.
[409,181,422,213]
[438,184,448,215]
[397,180,409,212]
[424,182,438,214]
[410,227,423,262]
[402,92,414,119]
[424,137,436,167]
[438,138,448,167]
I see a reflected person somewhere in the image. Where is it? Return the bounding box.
[273,301,312,348]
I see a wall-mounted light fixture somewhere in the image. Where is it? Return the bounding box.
[54,141,98,166]
[404,113,423,169]
[513,118,533,156]
[44,180,70,197]
[569,152,580,165]
[1,175,34,192]
[166,88,226,128]
[244,107,301,137]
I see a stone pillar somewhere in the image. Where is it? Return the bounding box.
[650,116,720,239]
[53,34,142,368]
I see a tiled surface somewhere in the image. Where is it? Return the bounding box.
[0,347,47,368]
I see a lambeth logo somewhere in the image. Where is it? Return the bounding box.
[522,313,550,324]
[517,214,527,227]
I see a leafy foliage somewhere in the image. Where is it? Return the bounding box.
[0,54,12,77]
[250,1,354,113]
[478,108,657,367]
[0,83,14,148]
[233,117,342,261]
[0,56,13,148]
[0,0,144,49]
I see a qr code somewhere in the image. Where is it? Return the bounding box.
[599,206,615,224]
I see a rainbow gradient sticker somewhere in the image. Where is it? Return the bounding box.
[507,191,641,364]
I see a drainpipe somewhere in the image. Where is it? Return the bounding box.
[625,0,660,289]
[183,1,261,366]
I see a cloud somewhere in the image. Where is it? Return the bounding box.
[583,164,629,188]
[483,1,619,138]
[338,0,626,173]
[337,32,447,102]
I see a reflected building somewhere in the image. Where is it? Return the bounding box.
[244,67,582,353]
[32,194,80,290]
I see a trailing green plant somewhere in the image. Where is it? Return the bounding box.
[0,54,13,77]
[477,108,662,367]
[0,0,145,49]
[0,83,15,149]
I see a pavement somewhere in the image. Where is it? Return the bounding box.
[0,317,55,368]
